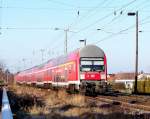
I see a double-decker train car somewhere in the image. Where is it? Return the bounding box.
[15,45,107,93]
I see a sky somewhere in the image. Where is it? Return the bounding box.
[0,0,150,73]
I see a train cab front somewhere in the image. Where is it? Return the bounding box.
[79,45,107,94]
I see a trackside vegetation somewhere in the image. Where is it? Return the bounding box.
[136,78,150,94]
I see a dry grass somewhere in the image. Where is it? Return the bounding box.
[44,90,86,107]
[27,104,49,115]
[62,107,107,117]
[62,105,126,117]
[8,84,150,119]
[57,90,68,100]
[66,94,86,107]
[63,107,90,117]
[44,92,61,107]
[9,84,47,97]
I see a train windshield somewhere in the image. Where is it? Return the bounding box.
[80,58,105,72]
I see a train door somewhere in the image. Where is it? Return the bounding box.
[64,66,68,82]
[52,69,55,82]
[52,68,59,87]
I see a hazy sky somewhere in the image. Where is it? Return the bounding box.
[0,0,150,73]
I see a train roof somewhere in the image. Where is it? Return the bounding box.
[17,45,105,75]
[79,45,105,58]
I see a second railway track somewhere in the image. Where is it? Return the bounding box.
[87,95,150,113]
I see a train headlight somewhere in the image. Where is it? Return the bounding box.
[80,74,85,79]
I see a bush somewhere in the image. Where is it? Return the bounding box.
[144,78,150,93]
[111,82,126,91]
[0,80,4,85]
[135,78,150,94]
[137,80,145,93]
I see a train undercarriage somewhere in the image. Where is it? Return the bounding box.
[79,80,112,95]
[17,80,111,95]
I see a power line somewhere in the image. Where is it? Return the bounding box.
[75,0,138,34]
[67,0,113,47]
[68,0,109,28]
[102,0,150,28]
[0,25,66,56]
[141,19,150,25]
[67,0,138,47]
[67,0,149,49]
[41,0,110,54]
[93,27,134,44]
[131,0,150,10]
[0,5,131,11]
[0,6,102,11]
[68,1,150,51]
[0,27,55,30]
[0,0,3,34]
[92,15,150,44]
[68,0,149,45]
[39,0,139,53]
[48,0,76,7]
[111,0,150,22]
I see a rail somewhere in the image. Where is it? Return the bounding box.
[87,96,150,112]
[2,88,13,119]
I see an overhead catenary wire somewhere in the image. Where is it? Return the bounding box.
[48,0,113,10]
[58,0,111,51]
[2,1,149,44]
[106,0,150,27]
[1,6,109,11]
[1,0,146,32]
[129,0,150,12]
[0,0,3,34]
[2,0,150,58]
[92,15,150,45]
[0,26,66,60]
[68,0,150,50]
[0,5,134,11]
[48,0,76,7]
[75,0,138,34]
[68,13,150,52]
[0,27,56,30]
[68,0,109,28]
[48,0,111,50]
[101,0,150,28]
[67,0,139,49]
[46,32,65,56]
[140,19,150,25]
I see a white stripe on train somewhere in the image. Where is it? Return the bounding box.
[17,80,80,86]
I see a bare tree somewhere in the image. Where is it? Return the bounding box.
[0,60,5,84]
[0,60,14,85]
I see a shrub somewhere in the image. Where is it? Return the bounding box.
[134,78,150,94]
[111,82,126,91]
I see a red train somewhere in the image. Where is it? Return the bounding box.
[15,45,107,93]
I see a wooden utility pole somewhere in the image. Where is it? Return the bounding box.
[134,11,139,94]
[128,11,139,94]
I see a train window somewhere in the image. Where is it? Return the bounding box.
[92,65,104,71]
[81,67,91,71]
[93,61,104,65]
[81,61,92,65]
[80,59,105,72]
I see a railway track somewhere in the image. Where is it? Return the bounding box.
[87,96,150,113]
[8,85,150,113]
